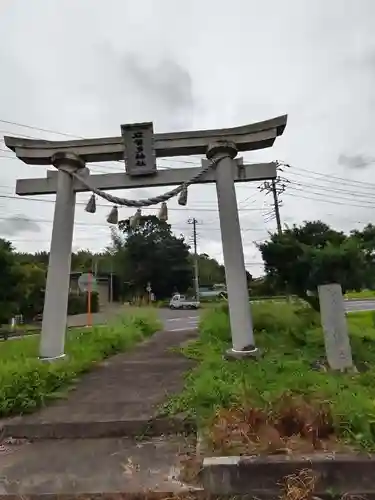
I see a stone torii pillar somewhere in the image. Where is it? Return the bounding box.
[5,115,287,360]
[40,152,86,359]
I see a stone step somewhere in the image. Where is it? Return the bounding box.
[0,435,199,497]
[2,412,195,440]
[201,453,375,496]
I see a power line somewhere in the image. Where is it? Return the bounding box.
[0,118,85,139]
[0,213,267,234]
[284,186,375,210]
[281,161,375,191]
[286,184,375,209]
[0,191,266,212]
[288,178,375,201]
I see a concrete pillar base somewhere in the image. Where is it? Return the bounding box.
[39,353,67,363]
[223,346,260,361]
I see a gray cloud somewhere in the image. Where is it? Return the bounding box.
[123,56,193,119]
[70,45,195,133]
[0,215,41,237]
[338,154,375,169]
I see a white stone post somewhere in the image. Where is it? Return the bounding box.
[206,141,258,358]
[318,283,353,370]
[39,152,85,360]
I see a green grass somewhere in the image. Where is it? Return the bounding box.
[345,290,375,299]
[165,302,375,450]
[0,309,161,417]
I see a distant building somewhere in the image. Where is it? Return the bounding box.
[69,272,120,309]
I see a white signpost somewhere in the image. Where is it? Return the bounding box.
[78,272,97,329]
[5,115,287,360]
[146,282,152,304]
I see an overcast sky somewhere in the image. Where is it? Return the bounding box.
[0,0,375,277]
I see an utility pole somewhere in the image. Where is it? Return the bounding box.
[259,176,288,235]
[188,218,200,301]
[271,179,282,235]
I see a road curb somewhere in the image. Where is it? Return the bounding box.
[2,416,197,440]
[200,453,375,495]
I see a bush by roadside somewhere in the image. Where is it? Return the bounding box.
[0,309,161,417]
[68,291,99,315]
[164,302,375,451]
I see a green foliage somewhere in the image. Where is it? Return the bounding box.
[258,220,367,309]
[112,215,193,299]
[0,239,25,323]
[350,223,375,289]
[166,302,375,450]
[17,263,46,320]
[346,290,375,299]
[195,253,226,287]
[67,292,99,315]
[0,309,161,417]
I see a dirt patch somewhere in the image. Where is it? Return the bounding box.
[202,396,355,456]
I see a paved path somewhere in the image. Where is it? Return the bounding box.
[2,328,197,440]
[0,328,199,495]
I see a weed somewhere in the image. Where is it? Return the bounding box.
[166,302,375,451]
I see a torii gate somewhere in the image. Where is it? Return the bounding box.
[5,115,287,361]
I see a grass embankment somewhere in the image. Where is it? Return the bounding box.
[166,303,375,453]
[0,308,161,417]
[345,290,375,300]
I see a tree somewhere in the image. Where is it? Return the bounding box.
[195,253,226,287]
[258,221,366,310]
[111,215,193,299]
[18,263,46,320]
[0,239,25,323]
[350,223,375,289]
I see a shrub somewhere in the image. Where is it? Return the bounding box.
[67,291,99,315]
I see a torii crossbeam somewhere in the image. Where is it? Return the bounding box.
[5,115,287,360]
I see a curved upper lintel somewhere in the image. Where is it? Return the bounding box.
[4,114,287,165]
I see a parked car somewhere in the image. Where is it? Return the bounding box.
[169,294,200,310]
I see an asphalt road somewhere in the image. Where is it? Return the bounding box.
[160,299,375,332]
[4,300,375,342]
[159,308,200,331]
[344,299,375,313]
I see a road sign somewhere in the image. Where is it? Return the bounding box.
[146,282,152,293]
[78,273,97,293]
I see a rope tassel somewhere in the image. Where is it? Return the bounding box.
[85,194,97,213]
[158,202,168,221]
[107,205,118,224]
[178,185,188,206]
[129,208,142,228]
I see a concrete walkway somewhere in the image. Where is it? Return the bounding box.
[2,329,197,440]
[0,329,199,496]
